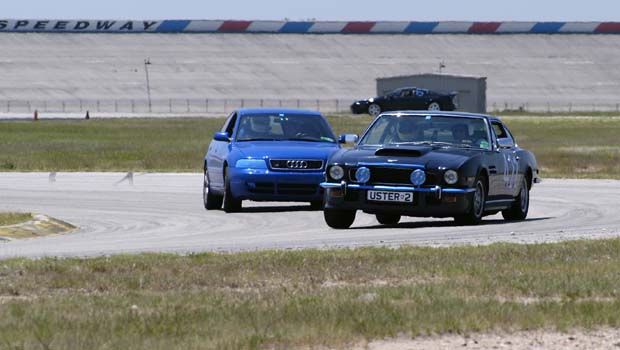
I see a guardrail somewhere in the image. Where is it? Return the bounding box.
[1,98,353,115]
[2,98,620,116]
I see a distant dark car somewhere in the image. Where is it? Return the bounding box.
[351,87,458,116]
[320,111,541,229]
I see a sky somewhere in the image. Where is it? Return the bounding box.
[1,0,619,21]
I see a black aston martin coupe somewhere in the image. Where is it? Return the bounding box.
[321,111,540,229]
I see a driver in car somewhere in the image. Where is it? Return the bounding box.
[238,116,273,139]
[385,117,422,143]
[451,123,471,143]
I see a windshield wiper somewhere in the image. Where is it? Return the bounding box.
[392,141,433,146]
[286,138,322,142]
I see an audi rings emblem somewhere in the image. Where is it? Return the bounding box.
[287,160,308,169]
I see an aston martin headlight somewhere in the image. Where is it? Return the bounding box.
[329,165,344,180]
[355,167,370,183]
[410,169,426,186]
[235,159,267,169]
[444,170,458,185]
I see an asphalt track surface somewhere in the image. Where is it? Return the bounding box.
[1,172,619,259]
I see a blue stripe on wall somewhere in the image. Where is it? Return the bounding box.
[531,22,565,33]
[404,22,439,33]
[279,22,314,33]
[156,20,191,32]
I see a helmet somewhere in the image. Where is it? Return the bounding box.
[396,117,419,141]
[250,116,271,133]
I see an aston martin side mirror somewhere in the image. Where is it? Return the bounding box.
[497,138,514,149]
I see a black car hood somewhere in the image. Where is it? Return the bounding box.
[333,145,483,169]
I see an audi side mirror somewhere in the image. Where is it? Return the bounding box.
[213,132,230,142]
[338,134,359,144]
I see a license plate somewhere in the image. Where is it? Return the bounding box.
[367,190,413,203]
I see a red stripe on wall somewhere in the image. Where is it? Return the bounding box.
[219,21,252,32]
[468,22,502,33]
[342,22,376,33]
[595,22,620,33]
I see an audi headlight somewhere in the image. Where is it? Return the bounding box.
[444,170,458,185]
[355,167,370,183]
[235,159,267,169]
[329,165,344,180]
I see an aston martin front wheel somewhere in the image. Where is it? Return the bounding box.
[368,104,382,117]
[502,176,530,221]
[324,209,356,229]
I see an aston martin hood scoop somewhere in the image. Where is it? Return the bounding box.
[374,146,431,158]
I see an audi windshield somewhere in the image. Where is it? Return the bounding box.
[235,114,336,143]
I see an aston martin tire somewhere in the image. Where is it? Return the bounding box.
[368,104,382,117]
[203,171,223,210]
[376,213,401,225]
[324,209,356,229]
[222,167,242,213]
[427,102,442,111]
[502,176,530,221]
[454,177,486,225]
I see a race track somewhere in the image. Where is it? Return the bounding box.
[1,172,619,258]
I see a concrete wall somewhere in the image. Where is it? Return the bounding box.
[377,74,486,113]
[1,33,620,113]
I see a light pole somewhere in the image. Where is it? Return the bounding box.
[144,58,152,112]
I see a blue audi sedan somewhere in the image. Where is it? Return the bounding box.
[203,108,344,212]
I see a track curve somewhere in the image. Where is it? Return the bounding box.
[1,173,619,258]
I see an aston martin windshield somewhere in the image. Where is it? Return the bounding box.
[358,114,491,150]
[236,114,336,142]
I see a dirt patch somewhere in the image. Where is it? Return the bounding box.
[0,214,76,240]
[353,328,620,350]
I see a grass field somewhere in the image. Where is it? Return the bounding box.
[0,212,31,226]
[1,239,620,349]
[0,115,619,178]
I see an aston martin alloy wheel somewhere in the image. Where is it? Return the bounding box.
[455,177,486,225]
[502,176,530,221]
[368,103,382,117]
[203,171,223,210]
[427,102,442,111]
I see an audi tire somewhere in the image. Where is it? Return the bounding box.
[203,171,223,210]
[222,167,242,213]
